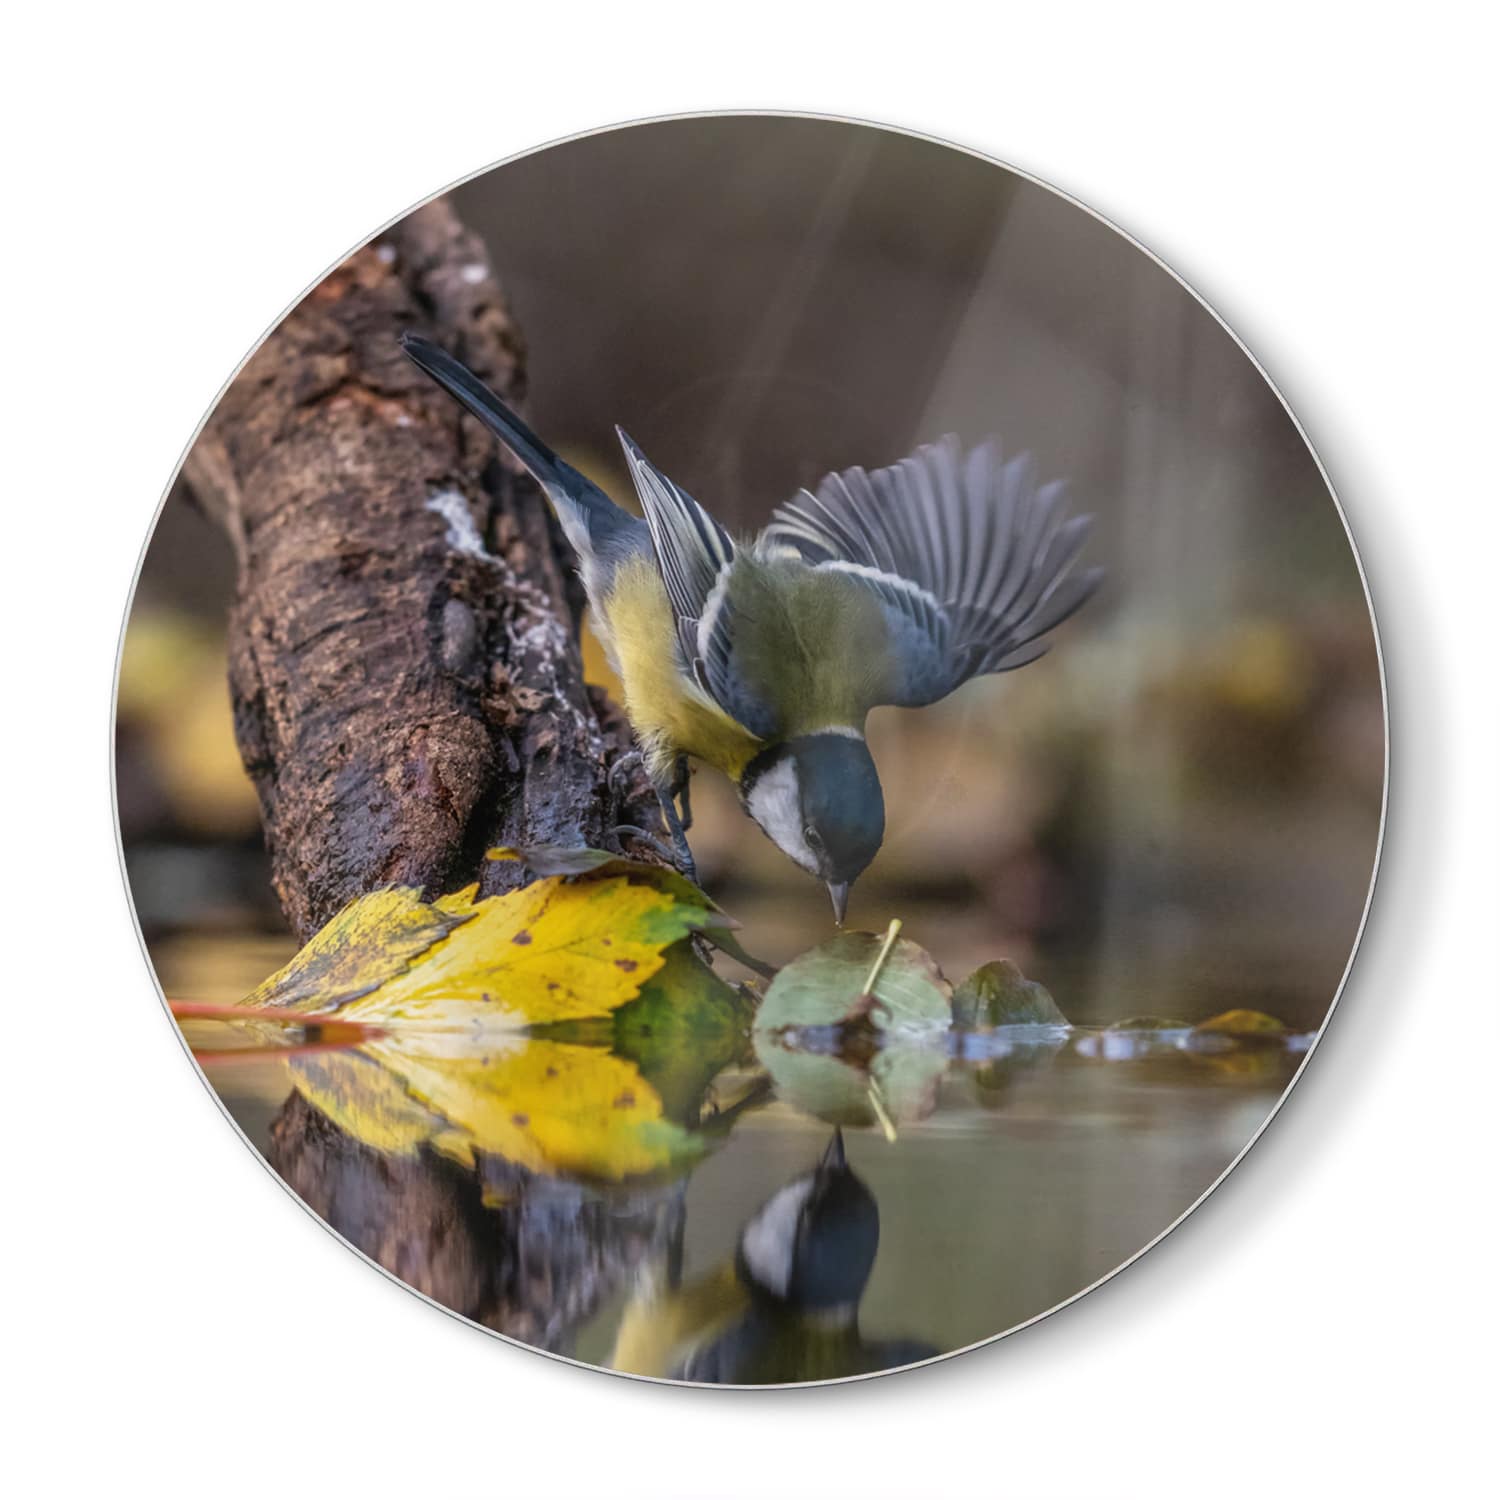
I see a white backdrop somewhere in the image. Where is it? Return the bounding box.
[3,4,1494,1496]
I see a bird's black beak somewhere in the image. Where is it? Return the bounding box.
[807,1128,853,1215]
[819,1128,847,1174]
[827,881,850,925]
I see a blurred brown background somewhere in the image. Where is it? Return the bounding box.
[118,116,1383,1030]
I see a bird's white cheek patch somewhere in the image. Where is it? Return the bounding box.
[740,1178,813,1298]
[746,760,819,874]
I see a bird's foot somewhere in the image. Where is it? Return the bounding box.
[612,823,674,862]
[668,833,701,887]
[608,749,647,803]
[611,824,695,881]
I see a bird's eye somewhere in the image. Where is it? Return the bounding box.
[803,825,822,849]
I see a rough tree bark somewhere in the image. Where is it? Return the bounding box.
[183,198,656,942]
[269,1092,683,1353]
[185,200,676,1351]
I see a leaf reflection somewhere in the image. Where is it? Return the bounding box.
[257,934,754,1353]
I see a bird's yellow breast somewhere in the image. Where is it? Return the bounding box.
[610,1261,749,1378]
[599,556,765,780]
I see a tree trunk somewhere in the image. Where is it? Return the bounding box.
[186,199,679,1356]
[183,198,655,942]
[269,1092,683,1353]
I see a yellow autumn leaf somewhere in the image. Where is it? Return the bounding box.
[286,1049,450,1156]
[245,887,471,1014]
[370,1036,700,1180]
[340,875,710,1030]
[285,1037,702,1182]
[225,864,731,1181]
[1192,1008,1288,1037]
[240,869,715,1029]
[486,844,774,978]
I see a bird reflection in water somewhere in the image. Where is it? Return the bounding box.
[613,1130,937,1384]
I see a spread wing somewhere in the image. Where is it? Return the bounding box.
[617,429,781,739]
[761,435,1102,709]
[617,427,734,672]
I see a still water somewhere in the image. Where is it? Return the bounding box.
[163,931,1304,1385]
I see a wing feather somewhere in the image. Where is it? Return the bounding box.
[763,435,1100,708]
[617,428,736,677]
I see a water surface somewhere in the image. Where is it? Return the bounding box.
[165,934,1302,1384]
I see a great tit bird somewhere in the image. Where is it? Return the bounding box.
[402,335,1101,920]
[611,1129,937,1383]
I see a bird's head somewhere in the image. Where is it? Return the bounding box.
[740,732,885,922]
[737,1130,880,1315]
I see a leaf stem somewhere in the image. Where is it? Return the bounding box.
[866,1077,899,1143]
[168,1000,383,1041]
[191,1035,369,1066]
[859,918,903,999]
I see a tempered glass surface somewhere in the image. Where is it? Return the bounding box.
[119,116,1382,1384]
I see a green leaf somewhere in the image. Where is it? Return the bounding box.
[754,931,952,1035]
[752,1034,947,1130]
[952,960,1068,1028]
[970,1036,1067,1107]
[609,944,754,1121]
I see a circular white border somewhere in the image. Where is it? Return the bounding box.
[110,108,1390,1391]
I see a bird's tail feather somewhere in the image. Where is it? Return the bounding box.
[401,334,561,482]
[400,333,641,566]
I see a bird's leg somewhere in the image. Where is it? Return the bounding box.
[672,754,693,831]
[609,753,698,882]
[653,770,699,885]
[608,749,681,863]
